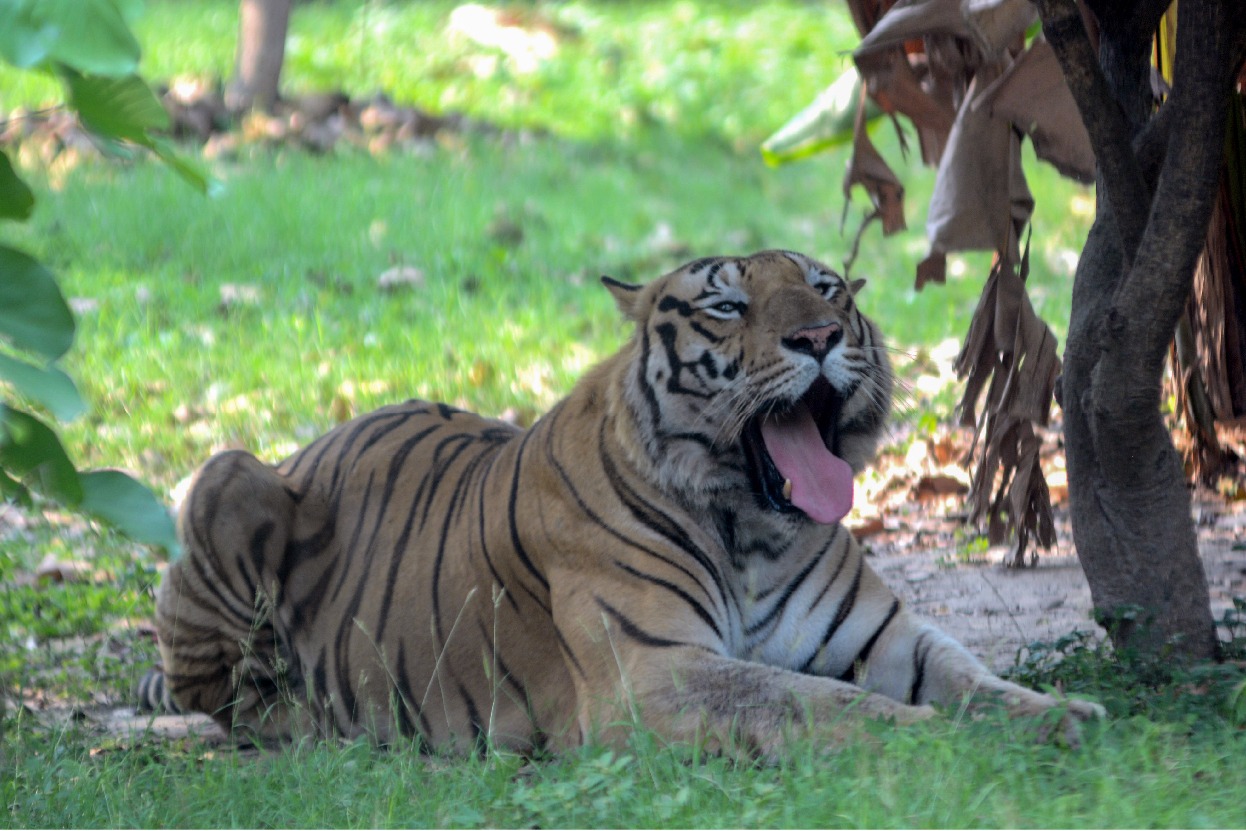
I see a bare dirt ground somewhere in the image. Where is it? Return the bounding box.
[861,480,1246,672]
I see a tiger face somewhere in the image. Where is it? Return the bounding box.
[605,250,891,526]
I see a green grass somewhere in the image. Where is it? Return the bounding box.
[0,0,863,148]
[5,702,1246,827]
[10,1,1231,828]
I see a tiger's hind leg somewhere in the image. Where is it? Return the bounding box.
[154,450,314,743]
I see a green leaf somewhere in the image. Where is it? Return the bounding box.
[63,70,168,144]
[0,1,55,69]
[761,68,880,166]
[0,352,85,421]
[0,405,82,505]
[149,135,213,195]
[0,151,35,221]
[0,467,32,507]
[0,245,75,361]
[39,0,141,77]
[79,469,179,554]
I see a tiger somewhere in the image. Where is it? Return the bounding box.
[147,249,1102,755]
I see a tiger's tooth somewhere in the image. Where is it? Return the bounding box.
[782,479,793,501]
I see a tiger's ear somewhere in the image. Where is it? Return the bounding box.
[602,275,645,321]
[849,277,867,295]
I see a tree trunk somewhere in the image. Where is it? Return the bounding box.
[227,0,292,114]
[1063,213,1218,657]
[1039,0,1245,660]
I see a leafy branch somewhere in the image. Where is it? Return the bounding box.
[0,0,209,553]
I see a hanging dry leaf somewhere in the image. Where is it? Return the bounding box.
[926,63,1034,265]
[962,0,1037,58]
[842,0,890,39]
[955,251,1060,565]
[854,49,956,166]
[1189,145,1246,424]
[843,92,908,235]
[853,0,970,54]
[973,38,1095,183]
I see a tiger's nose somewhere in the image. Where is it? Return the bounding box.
[782,322,842,362]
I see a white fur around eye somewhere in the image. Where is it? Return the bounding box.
[811,279,843,300]
[703,300,746,319]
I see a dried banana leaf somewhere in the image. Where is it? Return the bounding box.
[955,250,1059,564]
[843,90,907,235]
[973,38,1095,183]
[926,63,1033,266]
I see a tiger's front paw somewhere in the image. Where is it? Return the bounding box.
[1011,691,1104,747]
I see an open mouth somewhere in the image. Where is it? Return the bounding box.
[741,376,855,525]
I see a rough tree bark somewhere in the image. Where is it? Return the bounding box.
[1035,0,1246,659]
[226,0,293,114]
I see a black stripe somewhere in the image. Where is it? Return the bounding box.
[838,599,901,684]
[614,561,722,641]
[475,448,520,614]
[543,413,724,634]
[278,508,336,586]
[328,469,377,604]
[233,521,271,608]
[380,433,482,645]
[414,433,477,533]
[800,556,863,674]
[658,295,696,317]
[654,322,713,399]
[689,320,725,342]
[636,325,664,436]
[330,620,360,736]
[804,526,848,610]
[909,632,933,705]
[284,407,416,489]
[186,530,260,629]
[311,646,328,712]
[460,683,485,750]
[507,429,551,592]
[595,423,728,604]
[424,445,494,646]
[657,429,717,451]
[597,597,687,649]
[165,668,229,686]
[335,424,443,651]
[746,550,822,637]
[555,626,588,680]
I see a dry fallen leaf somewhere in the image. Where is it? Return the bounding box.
[377,265,426,291]
[35,554,100,584]
[912,473,970,500]
[218,283,261,313]
[848,516,887,538]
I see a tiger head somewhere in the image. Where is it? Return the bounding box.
[603,250,892,526]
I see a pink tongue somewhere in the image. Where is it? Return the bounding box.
[760,402,854,525]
